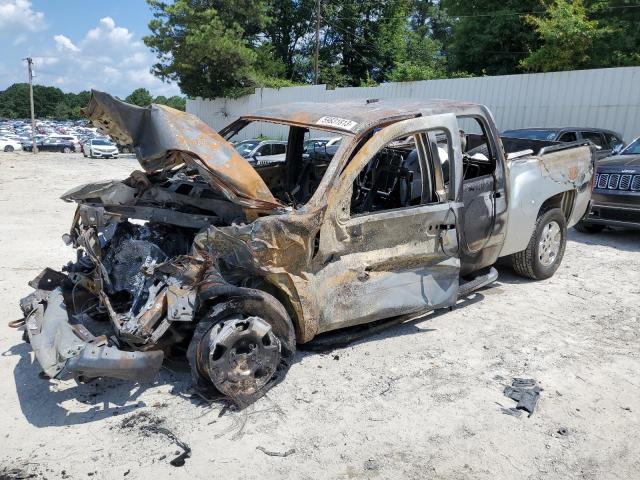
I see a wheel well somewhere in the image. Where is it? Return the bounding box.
[539,191,574,220]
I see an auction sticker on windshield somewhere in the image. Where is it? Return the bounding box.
[316,116,358,131]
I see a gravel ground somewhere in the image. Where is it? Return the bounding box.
[1,152,639,480]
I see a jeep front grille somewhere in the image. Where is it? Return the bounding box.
[595,173,640,192]
[620,174,632,190]
[597,174,609,189]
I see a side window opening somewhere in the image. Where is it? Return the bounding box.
[558,131,578,142]
[272,143,286,155]
[581,131,605,148]
[350,130,449,216]
[457,116,497,181]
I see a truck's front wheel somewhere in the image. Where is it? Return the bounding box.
[512,208,567,280]
[187,290,296,407]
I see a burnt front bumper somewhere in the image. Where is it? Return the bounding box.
[23,287,163,383]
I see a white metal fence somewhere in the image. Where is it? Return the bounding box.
[187,66,640,142]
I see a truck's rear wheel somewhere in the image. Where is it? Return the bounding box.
[512,208,567,280]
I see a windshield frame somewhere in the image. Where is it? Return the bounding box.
[221,118,356,210]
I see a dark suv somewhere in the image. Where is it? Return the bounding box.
[577,137,640,232]
[502,127,625,160]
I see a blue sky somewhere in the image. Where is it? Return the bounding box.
[0,0,181,97]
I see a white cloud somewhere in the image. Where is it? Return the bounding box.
[83,17,133,47]
[0,0,45,32]
[13,33,27,45]
[31,17,180,97]
[54,34,79,53]
[33,56,59,67]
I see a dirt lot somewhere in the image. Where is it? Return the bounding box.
[0,152,638,480]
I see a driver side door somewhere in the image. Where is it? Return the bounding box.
[310,114,464,333]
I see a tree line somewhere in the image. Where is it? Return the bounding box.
[0,84,186,120]
[143,0,640,99]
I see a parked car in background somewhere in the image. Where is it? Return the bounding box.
[0,136,23,152]
[304,136,342,152]
[576,136,640,232]
[49,134,81,152]
[23,137,77,153]
[502,127,624,159]
[83,138,119,158]
[234,139,287,164]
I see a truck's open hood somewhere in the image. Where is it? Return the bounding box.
[82,90,282,210]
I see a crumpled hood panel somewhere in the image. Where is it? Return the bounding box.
[82,90,281,210]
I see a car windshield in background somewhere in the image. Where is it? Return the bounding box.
[234,141,259,157]
[502,129,558,141]
[621,138,640,155]
[92,139,112,146]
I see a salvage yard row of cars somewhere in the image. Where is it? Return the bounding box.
[0,118,128,156]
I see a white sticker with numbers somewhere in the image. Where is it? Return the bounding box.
[316,116,358,131]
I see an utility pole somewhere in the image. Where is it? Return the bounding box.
[23,57,38,154]
[314,0,321,84]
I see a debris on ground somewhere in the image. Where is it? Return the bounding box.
[501,407,523,418]
[502,378,542,417]
[0,466,36,480]
[557,427,569,436]
[256,446,296,457]
[118,411,191,467]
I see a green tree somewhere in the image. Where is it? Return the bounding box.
[0,83,30,118]
[264,0,315,80]
[521,0,606,72]
[153,95,187,111]
[125,88,154,106]
[443,0,543,75]
[144,0,294,98]
[388,30,446,82]
[587,0,640,67]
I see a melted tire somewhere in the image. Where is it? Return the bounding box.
[187,291,296,407]
[512,208,567,280]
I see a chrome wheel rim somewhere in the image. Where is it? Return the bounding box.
[538,220,562,267]
[202,316,281,398]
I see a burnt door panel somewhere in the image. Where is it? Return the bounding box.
[313,114,463,333]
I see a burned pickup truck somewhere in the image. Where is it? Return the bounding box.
[17,92,595,405]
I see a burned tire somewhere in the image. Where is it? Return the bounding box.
[512,208,567,280]
[574,221,605,234]
[63,147,71,153]
[188,290,296,406]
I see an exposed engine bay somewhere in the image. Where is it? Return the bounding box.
[18,92,299,407]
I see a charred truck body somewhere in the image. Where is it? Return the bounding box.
[18,92,595,405]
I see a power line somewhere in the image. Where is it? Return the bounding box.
[328,3,640,20]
